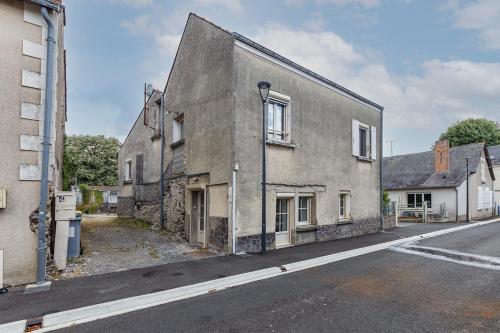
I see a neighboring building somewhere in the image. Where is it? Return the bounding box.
[86,186,118,213]
[118,13,384,253]
[489,145,500,211]
[0,0,66,285]
[383,142,495,222]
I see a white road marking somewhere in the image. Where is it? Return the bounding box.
[1,218,499,332]
[0,320,26,333]
[389,245,500,270]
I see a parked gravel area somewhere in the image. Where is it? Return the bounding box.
[48,215,217,280]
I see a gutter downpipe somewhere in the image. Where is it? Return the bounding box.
[455,188,459,222]
[159,93,165,228]
[380,107,384,231]
[37,7,56,284]
[232,164,238,254]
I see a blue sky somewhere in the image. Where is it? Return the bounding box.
[64,0,500,156]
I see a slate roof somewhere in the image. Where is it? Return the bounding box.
[383,143,487,190]
[489,145,500,165]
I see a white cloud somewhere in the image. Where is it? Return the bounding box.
[105,0,153,7]
[194,0,243,15]
[318,0,381,7]
[286,0,381,8]
[252,24,500,133]
[449,0,500,49]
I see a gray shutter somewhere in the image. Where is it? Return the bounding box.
[352,119,360,157]
[136,154,144,185]
[370,126,377,160]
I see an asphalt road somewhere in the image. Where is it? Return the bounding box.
[56,222,500,333]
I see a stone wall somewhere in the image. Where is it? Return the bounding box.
[164,177,188,238]
[134,203,160,224]
[316,218,380,242]
[237,233,275,253]
[117,197,135,217]
[208,216,228,252]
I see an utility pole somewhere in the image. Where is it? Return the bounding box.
[466,157,470,222]
[385,139,397,156]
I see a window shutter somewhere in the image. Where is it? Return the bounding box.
[477,187,483,210]
[370,126,377,160]
[352,119,360,157]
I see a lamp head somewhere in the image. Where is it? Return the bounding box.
[257,81,271,103]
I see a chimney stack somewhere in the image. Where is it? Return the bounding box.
[434,140,449,173]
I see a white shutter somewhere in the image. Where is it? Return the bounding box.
[483,188,492,209]
[352,119,360,157]
[477,187,483,210]
[370,126,377,160]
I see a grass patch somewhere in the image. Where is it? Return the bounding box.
[112,217,151,230]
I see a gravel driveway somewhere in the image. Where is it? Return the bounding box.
[49,215,216,280]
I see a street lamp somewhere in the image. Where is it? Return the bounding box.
[258,81,271,254]
[466,157,470,223]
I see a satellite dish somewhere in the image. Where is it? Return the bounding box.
[146,83,154,97]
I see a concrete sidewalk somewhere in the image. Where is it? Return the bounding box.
[0,222,470,325]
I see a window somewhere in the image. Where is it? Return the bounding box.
[275,198,289,232]
[352,119,376,160]
[407,193,431,208]
[298,196,311,225]
[359,127,369,158]
[173,115,184,143]
[267,100,288,142]
[124,159,132,182]
[339,193,350,219]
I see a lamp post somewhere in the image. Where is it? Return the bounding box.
[466,157,470,222]
[258,81,271,254]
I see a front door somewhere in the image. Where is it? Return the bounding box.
[275,198,291,247]
[192,191,206,244]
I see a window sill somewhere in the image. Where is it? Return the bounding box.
[336,218,353,225]
[356,156,373,162]
[296,225,318,232]
[266,140,295,149]
[170,138,185,148]
[123,180,133,185]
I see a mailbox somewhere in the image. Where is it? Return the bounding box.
[55,191,76,221]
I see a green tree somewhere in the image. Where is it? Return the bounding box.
[439,118,500,147]
[63,135,121,190]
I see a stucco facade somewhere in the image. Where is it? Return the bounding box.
[118,14,383,253]
[0,0,66,285]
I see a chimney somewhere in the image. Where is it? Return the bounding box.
[434,140,449,173]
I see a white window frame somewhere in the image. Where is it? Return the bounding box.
[267,91,291,143]
[173,115,184,143]
[359,124,370,158]
[339,192,351,220]
[298,195,313,225]
[407,192,432,209]
[352,119,376,160]
[124,159,132,182]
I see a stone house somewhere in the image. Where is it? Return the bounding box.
[118,13,384,253]
[383,142,495,222]
[0,0,66,285]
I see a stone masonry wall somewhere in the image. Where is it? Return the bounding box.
[164,177,188,238]
[237,233,275,253]
[208,216,228,252]
[316,218,380,241]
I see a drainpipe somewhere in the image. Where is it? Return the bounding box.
[232,163,238,254]
[159,93,165,228]
[37,7,56,284]
[455,187,459,222]
[379,107,384,231]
